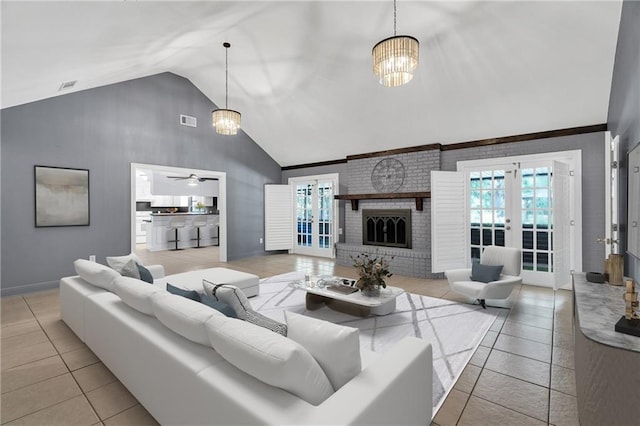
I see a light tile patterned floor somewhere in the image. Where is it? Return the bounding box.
[1,248,578,425]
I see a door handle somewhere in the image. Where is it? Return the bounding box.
[596,238,611,244]
[506,226,511,230]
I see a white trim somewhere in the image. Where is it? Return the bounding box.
[130,163,227,262]
[457,150,582,287]
[288,173,340,258]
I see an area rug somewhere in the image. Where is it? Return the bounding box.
[252,272,499,417]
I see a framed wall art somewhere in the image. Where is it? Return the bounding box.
[34,165,90,227]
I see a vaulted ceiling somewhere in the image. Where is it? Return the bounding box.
[1,1,622,166]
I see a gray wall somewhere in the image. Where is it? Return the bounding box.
[441,132,606,273]
[1,72,281,295]
[608,0,640,282]
[287,131,606,274]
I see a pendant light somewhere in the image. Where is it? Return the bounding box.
[372,0,419,87]
[212,42,241,135]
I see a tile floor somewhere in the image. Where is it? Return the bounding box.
[1,248,578,425]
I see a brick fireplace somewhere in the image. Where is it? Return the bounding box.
[335,148,442,278]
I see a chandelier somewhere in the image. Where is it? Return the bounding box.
[372,0,419,87]
[212,42,241,135]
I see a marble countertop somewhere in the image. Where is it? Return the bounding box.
[573,273,640,353]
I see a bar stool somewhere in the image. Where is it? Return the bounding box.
[191,216,209,248]
[167,217,186,250]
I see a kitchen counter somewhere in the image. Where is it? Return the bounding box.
[146,214,219,251]
[150,212,218,216]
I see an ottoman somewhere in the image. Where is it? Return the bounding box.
[157,267,260,297]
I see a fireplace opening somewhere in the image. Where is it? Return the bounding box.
[362,209,412,249]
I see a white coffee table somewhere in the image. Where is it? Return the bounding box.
[292,277,405,317]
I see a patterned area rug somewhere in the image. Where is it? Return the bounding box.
[253,272,499,416]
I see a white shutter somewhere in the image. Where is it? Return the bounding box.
[553,161,571,290]
[431,171,467,272]
[264,184,293,251]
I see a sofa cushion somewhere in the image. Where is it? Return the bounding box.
[200,295,237,318]
[167,283,200,301]
[205,315,334,405]
[136,264,154,283]
[120,258,141,280]
[202,280,252,320]
[113,276,160,315]
[203,280,286,335]
[285,311,361,390]
[74,259,120,292]
[470,259,503,283]
[151,292,223,346]
[106,253,143,274]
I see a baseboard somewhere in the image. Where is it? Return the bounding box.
[1,280,59,297]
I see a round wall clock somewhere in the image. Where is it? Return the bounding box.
[371,158,405,192]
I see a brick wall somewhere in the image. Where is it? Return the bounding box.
[336,149,441,278]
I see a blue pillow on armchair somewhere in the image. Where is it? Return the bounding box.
[470,259,503,283]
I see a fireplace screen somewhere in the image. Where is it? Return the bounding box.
[362,209,412,249]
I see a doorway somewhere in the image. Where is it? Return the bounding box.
[129,163,227,262]
[289,174,338,258]
[458,151,581,288]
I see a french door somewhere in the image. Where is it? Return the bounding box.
[466,160,571,287]
[433,151,581,289]
[291,175,337,258]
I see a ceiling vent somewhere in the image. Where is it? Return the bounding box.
[180,114,197,128]
[58,80,77,91]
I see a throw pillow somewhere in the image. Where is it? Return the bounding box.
[113,276,160,315]
[120,258,141,280]
[136,263,154,284]
[285,311,361,391]
[202,279,287,335]
[167,283,201,301]
[470,259,503,283]
[106,253,143,274]
[244,310,287,336]
[204,315,334,405]
[201,280,252,320]
[151,292,223,346]
[200,295,238,318]
[73,259,120,292]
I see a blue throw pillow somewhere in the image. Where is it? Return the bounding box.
[166,283,201,301]
[200,294,238,318]
[470,259,503,283]
[136,263,154,284]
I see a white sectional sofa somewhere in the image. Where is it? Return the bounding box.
[60,260,433,425]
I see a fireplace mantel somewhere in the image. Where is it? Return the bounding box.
[334,192,431,211]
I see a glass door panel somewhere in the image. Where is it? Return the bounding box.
[469,169,508,261]
[293,178,336,258]
[520,167,553,274]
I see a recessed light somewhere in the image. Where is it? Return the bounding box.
[58,80,77,91]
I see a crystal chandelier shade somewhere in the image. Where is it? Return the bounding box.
[212,108,241,135]
[212,42,241,135]
[372,35,419,87]
[372,0,419,87]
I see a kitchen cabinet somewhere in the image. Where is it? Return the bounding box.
[136,175,153,201]
[150,196,189,207]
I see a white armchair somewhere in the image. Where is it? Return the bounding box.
[445,246,522,308]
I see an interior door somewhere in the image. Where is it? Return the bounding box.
[291,177,337,258]
[466,161,570,287]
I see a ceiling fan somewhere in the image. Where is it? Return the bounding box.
[166,173,218,182]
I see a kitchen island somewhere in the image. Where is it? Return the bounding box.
[146,212,219,251]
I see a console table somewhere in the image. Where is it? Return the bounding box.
[573,273,639,426]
